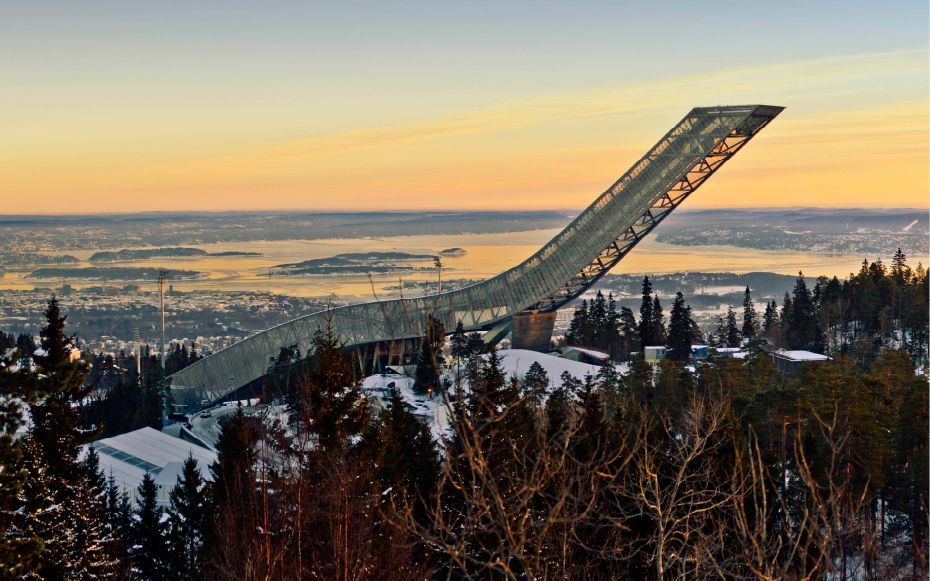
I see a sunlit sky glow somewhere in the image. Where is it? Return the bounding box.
[2,1,927,214]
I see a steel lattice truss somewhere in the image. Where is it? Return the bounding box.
[170,105,783,405]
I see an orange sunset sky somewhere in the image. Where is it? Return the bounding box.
[2,2,927,214]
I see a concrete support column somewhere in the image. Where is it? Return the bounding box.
[511,311,557,352]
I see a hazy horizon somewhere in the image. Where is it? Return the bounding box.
[0,205,927,220]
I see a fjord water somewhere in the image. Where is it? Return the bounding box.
[10,229,907,299]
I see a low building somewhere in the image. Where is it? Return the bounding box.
[691,345,709,360]
[643,346,666,364]
[563,346,610,365]
[772,350,830,374]
[83,427,217,506]
[713,347,743,357]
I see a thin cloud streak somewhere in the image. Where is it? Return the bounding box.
[140,49,925,186]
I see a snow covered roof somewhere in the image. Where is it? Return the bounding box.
[776,350,830,362]
[563,346,610,360]
[84,427,217,499]
[153,460,211,487]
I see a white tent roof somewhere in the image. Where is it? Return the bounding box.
[153,460,212,487]
[83,427,217,498]
[777,350,830,361]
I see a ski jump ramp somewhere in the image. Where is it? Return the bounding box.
[170,105,783,406]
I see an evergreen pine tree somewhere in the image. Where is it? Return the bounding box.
[19,297,115,580]
[0,347,43,577]
[652,295,666,345]
[302,327,369,450]
[465,332,485,359]
[741,286,757,339]
[450,320,468,363]
[544,383,572,445]
[522,361,550,404]
[666,292,692,361]
[132,473,170,581]
[763,299,778,334]
[469,349,507,420]
[359,386,439,522]
[596,363,622,421]
[413,316,444,396]
[450,320,469,389]
[209,408,256,511]
[16,334,36,358]
[166,455,209,580]
[202,408,257,568]
[567,301,589,346]
[725,306,740,347]
[892,247,908,277]
[571,375,606,464]
[103,471,133,576]
[605,293,621,357]
[589,291,608,346]
[559,371,583,402]
[639,277,654,347]
[780,292,793,348]
[787,272,816,350]
[689,315,704,346]
[712,316,726,347]
[618,307,639,359]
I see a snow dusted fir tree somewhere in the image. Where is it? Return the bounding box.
[132,473,170,581]
[19,296,116,580]
[166,455,209,580]
[0,344,44,579]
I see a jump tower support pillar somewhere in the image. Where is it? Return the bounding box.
[511,311,558,352]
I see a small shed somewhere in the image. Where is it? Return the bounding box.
[772,350,830,374]
[563,347,610,365]
[643,346,666,364]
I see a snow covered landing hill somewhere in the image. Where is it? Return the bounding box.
[492,349,604,386]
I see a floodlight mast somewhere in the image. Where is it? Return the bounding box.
[132,326,141,382]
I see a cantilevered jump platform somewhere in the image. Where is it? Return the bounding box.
[170,105,783,406]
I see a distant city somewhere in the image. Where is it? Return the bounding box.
[1,207,925,355]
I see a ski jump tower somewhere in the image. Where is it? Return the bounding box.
[170,105,784,406]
